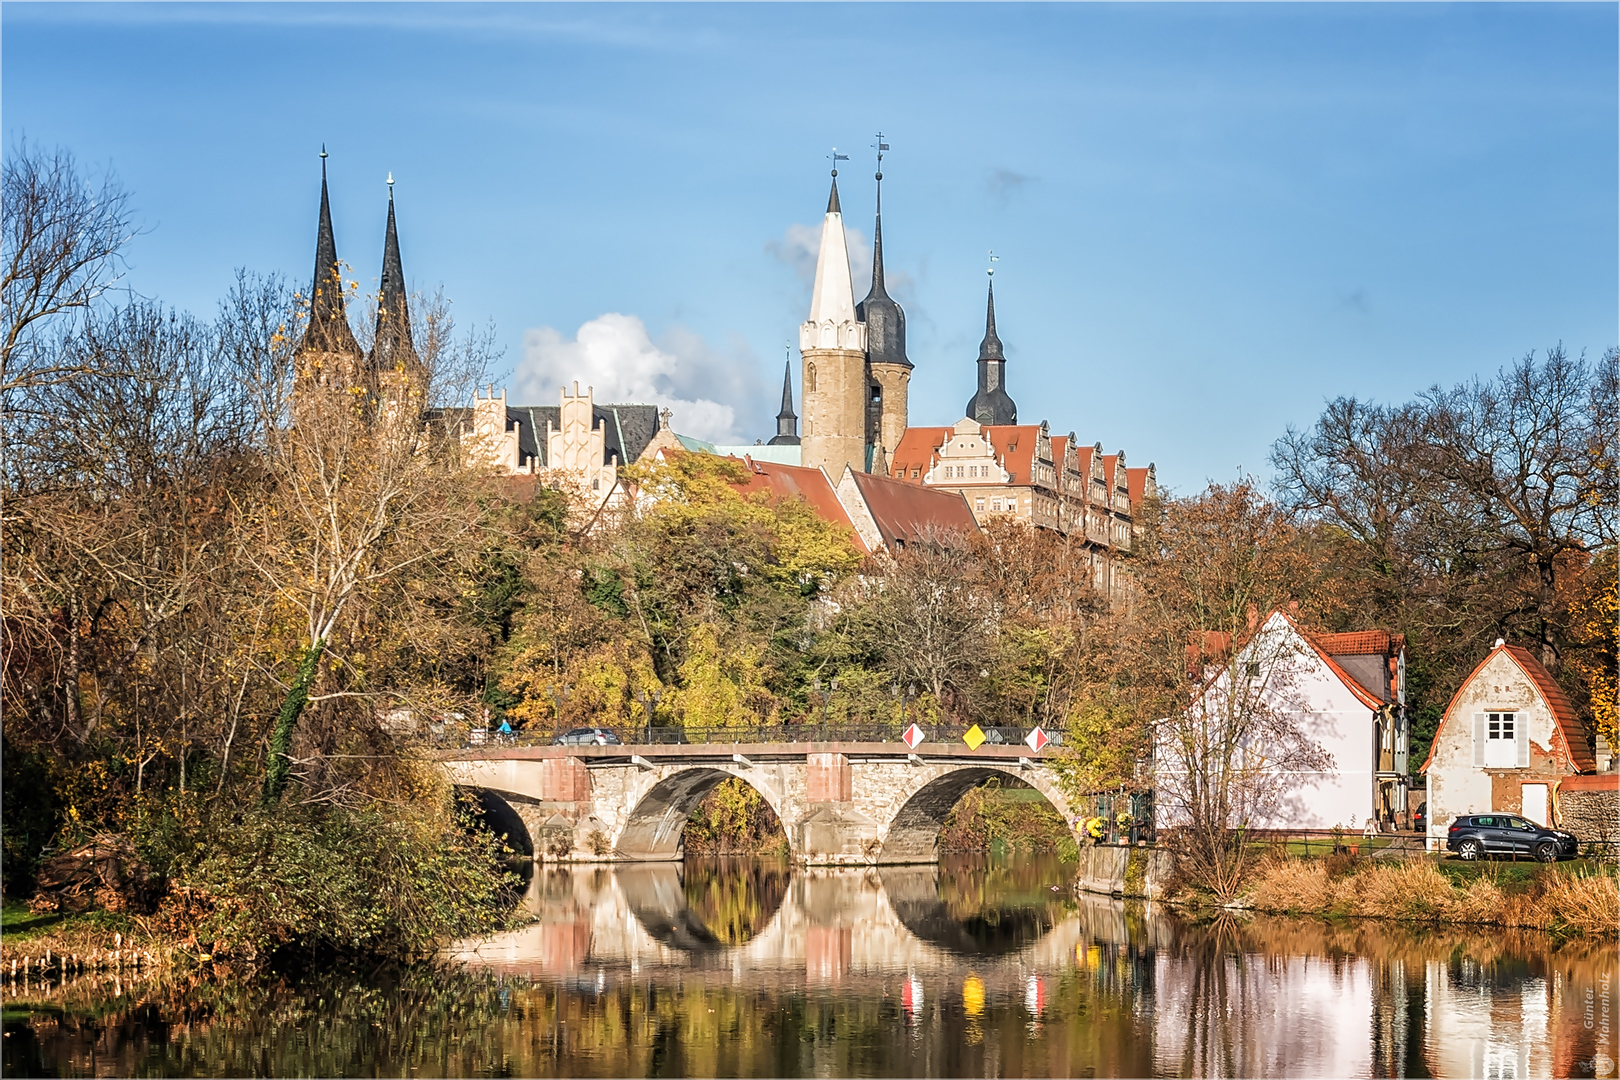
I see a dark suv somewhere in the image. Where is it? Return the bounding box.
[1445,814,1578,862]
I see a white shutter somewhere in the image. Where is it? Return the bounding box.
[1473,713,1487,767]
[1516,715,1529,768]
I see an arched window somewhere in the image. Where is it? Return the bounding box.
[806,363,817,392]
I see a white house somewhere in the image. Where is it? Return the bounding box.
[1419,640,1596,851]
[1161,611,1411,833]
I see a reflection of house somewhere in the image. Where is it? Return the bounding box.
[1169,611,1411,832]
[1419,639,1600,850]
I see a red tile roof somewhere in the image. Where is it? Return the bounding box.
[1420,642,1595,774]
[1315,630,1400,656]
[1558,773,1618,793]
[728,456,870,555]
[889,426,951,482]
[846,469,979,550]
[982,424,1041,485]
[1125,466,1151,509]
[1051,435,1068,471]
[1075,445,1094,483]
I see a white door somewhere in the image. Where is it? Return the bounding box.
[1521,783,1549,827]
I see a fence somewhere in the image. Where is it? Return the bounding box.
[464,721,1066,750]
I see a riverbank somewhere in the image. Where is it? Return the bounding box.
[1231,854,1619,937]
[1,900,179,980]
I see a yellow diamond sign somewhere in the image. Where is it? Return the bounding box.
[962,724,986,750]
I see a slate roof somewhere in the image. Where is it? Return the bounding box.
[499,403,661,468]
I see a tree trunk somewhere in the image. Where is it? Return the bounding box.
[64,592,82,739]
[262,639,324,807]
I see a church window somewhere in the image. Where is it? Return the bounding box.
[870,384,882,403]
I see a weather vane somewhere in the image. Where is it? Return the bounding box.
[988,250,999,277]
[873,132,889,179]
[829,147,849,177]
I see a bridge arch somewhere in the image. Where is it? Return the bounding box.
[458,786,535,858]
[881,766,1080,863]
[615,767,790,861]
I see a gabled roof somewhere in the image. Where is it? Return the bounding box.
[1075,444,1095,484]
[1419,642,1594,774]
[1207,610,1390,711]
[889,426,952,480]
[500,403,661,468]
[845,469,978,551]
[980,424,1044,486]
[1101,453,1124,496]
[1314,630,1403,657]
[730,457,869,555]
[1125,466,1152,509]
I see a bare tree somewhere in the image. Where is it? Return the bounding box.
[250,287,493,805]
[868,527,988,714]
[2,140,135,408]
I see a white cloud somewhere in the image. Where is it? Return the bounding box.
[769,222,872,297]
[516,313,758,444]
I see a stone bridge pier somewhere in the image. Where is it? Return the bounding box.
[437,743,1078,865]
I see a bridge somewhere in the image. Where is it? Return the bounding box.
[435,738,1078,865]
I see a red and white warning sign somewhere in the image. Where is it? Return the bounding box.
[903,723,925,750]
[1024,726,1050,752]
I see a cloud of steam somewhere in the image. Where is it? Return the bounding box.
[516,314,758,444]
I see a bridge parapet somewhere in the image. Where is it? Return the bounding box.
[438,741,1079,866]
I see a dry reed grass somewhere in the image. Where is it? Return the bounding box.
[1243,856,1618,936]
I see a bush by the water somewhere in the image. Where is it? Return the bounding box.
[1244,855,1618,937]
[146,800,519,962]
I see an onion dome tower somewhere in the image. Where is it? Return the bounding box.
[964,271,1017,426]
[858,138,910,461]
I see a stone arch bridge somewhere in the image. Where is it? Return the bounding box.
[436,742,1077,864]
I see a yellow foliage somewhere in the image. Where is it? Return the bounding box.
[668,623,773,729]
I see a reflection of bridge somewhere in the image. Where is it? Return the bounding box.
[443,864,1169,992]
[436,742,1077,864]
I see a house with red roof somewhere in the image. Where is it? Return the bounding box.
[1419,640,1604,850]
[1164,610,1413,833]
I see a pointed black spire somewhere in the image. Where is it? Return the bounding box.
[302,146,360,357]
[769,357,800,445]
[965,276,1016,425]
[371,174,418,375]
[978,278,1004,362]
[857,166,910,369]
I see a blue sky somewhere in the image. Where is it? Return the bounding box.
[6,3,1615,491]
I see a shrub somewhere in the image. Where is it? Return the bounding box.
[155,800,517,962]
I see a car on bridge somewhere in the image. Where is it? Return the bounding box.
[553,727,623,747]
[1445,813,1577,862]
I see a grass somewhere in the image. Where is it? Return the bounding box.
[1241,854,1619,937]
[1,899,142,954]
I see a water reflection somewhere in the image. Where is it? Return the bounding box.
[5,854,1615,1079]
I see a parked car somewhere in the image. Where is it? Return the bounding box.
[1445,813,1578,862]
[552,727,623,747]
[1412,801,1426,832]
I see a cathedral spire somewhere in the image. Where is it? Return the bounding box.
[301,145,360,357]
[371,172,418,374]
[857,143,908,370]
[803,173,861,338]
[769,355,800,445]
[965,270,1016,425]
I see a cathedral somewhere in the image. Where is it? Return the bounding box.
[291,150,1155,585]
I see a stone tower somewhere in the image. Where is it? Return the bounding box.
[296,148,366,395]
[799,175,868,477]
[858,166,910,464]
[371,175,421,385]
[964,276,1017,426]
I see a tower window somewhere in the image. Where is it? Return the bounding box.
[806,363,817,392]
[871,384,882,403]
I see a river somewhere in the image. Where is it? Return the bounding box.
[4,854,1616,1077]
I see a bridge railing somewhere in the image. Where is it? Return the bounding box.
[463,721,1065,750]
